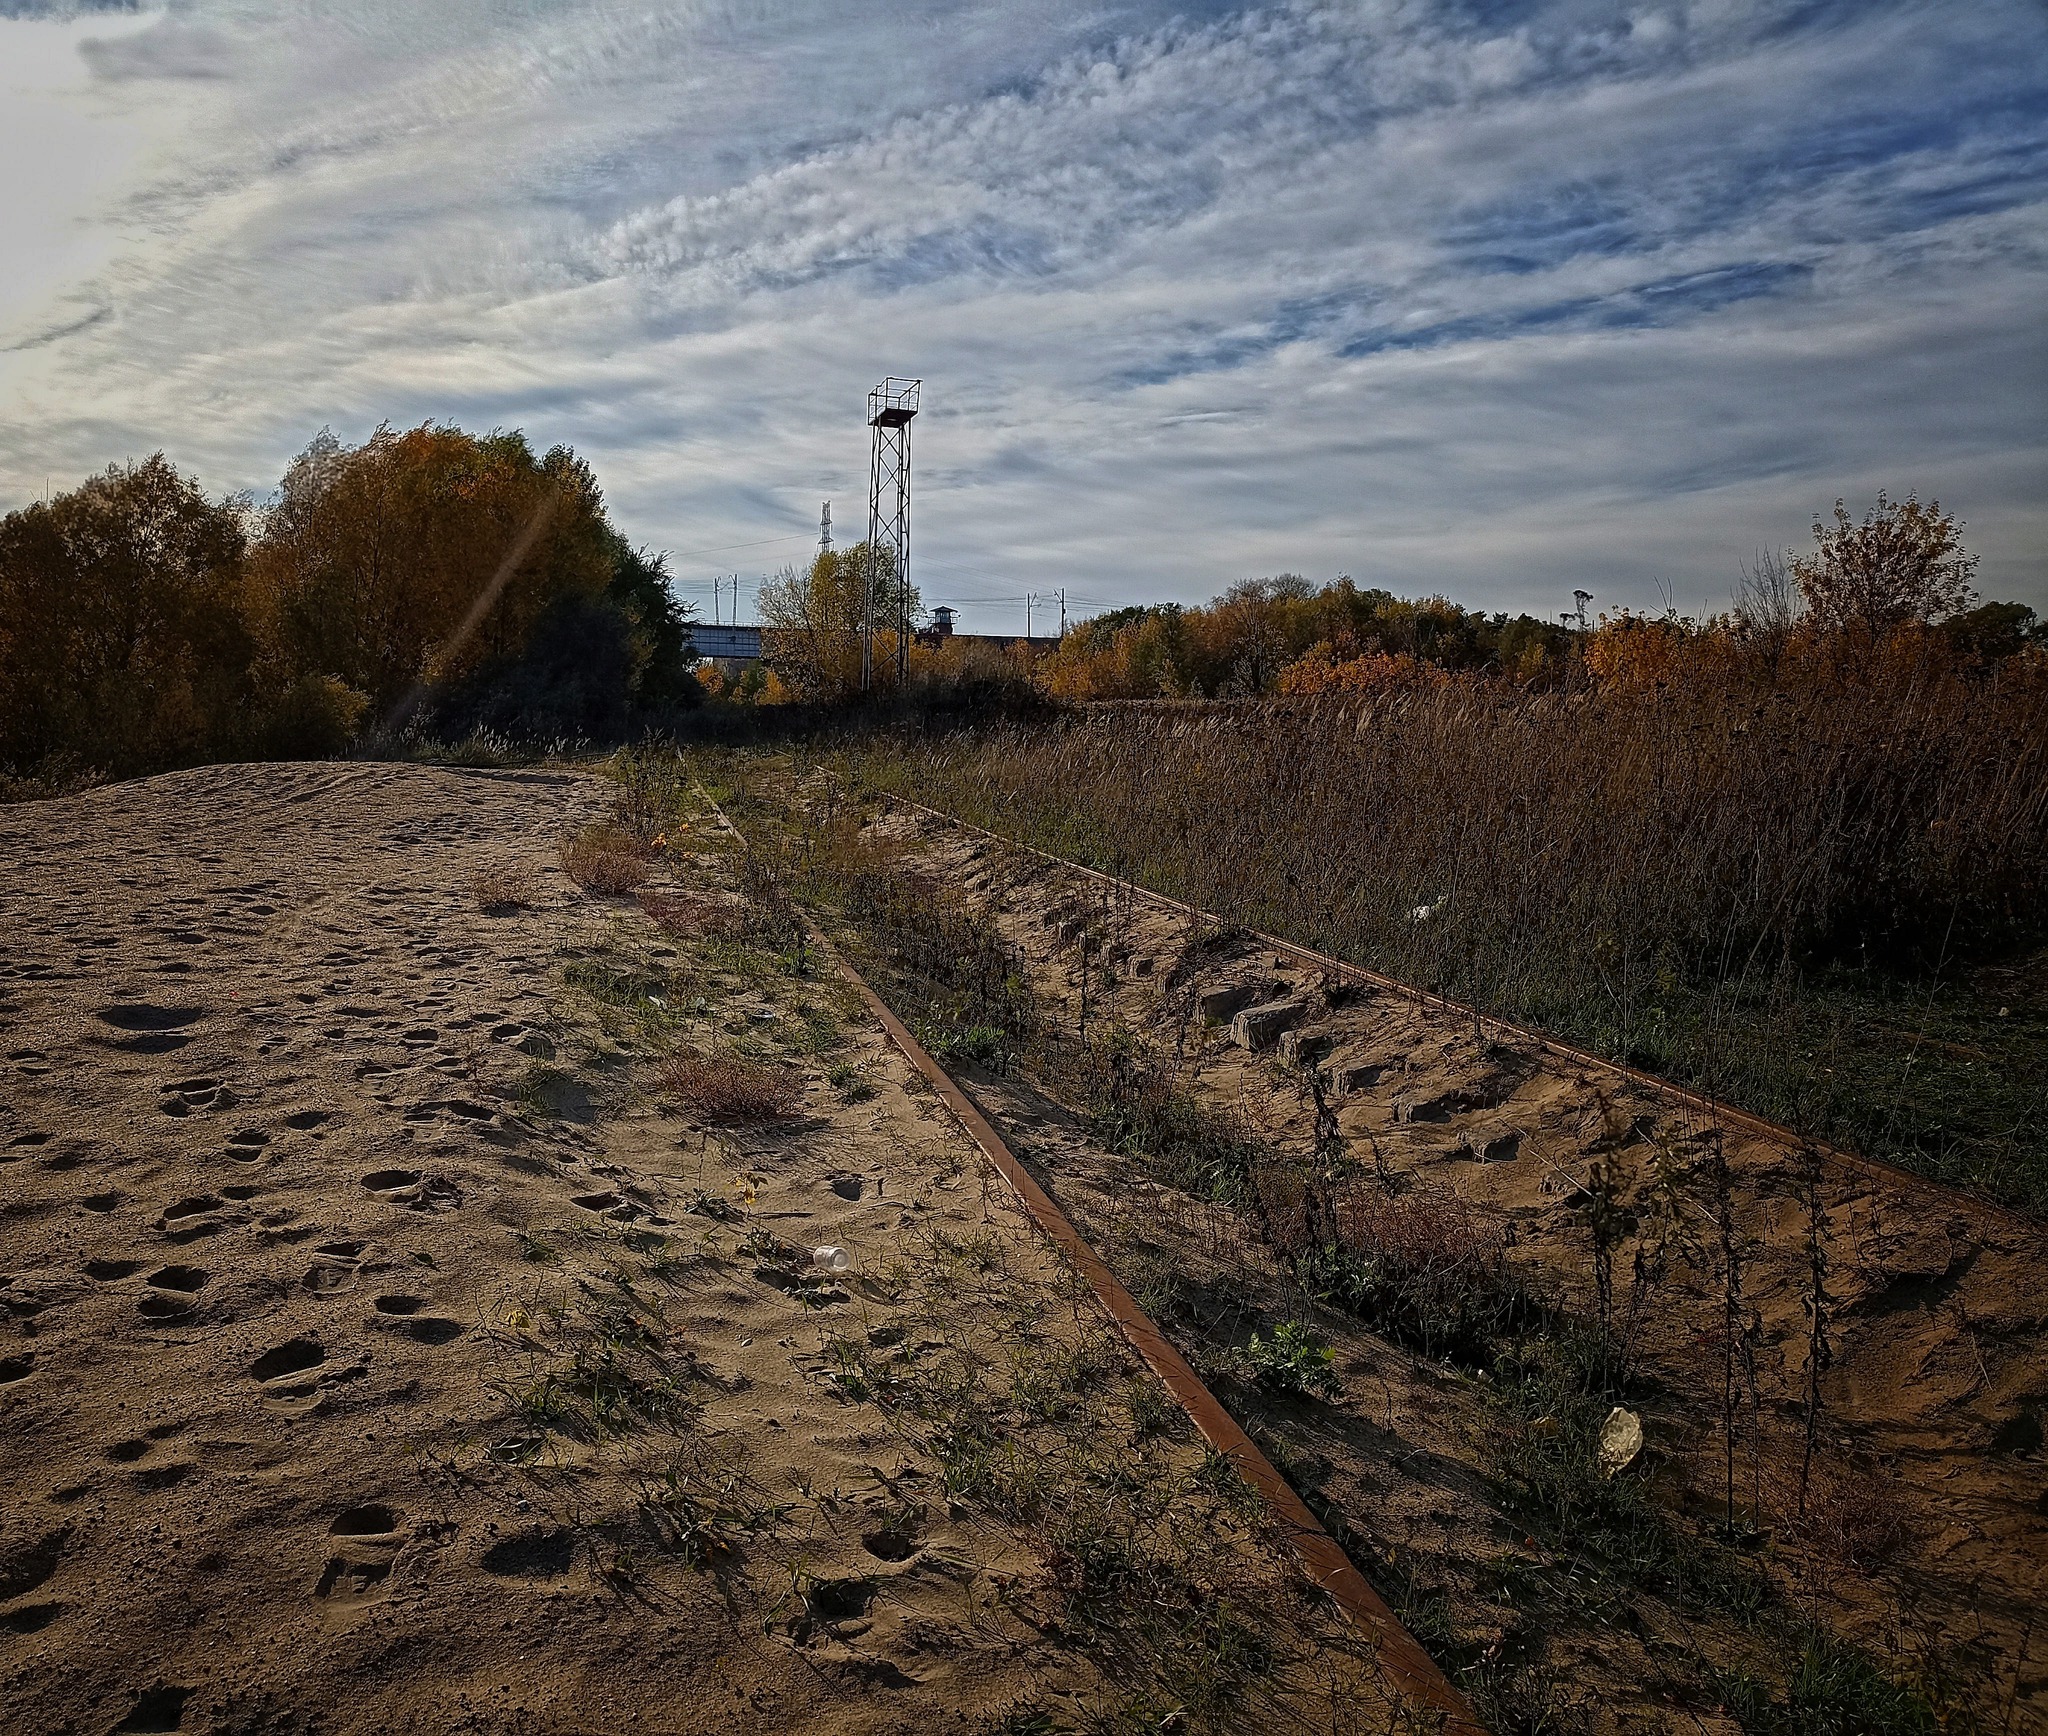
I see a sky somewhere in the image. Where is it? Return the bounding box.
[0,0,2043,633]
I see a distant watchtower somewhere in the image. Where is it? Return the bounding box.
[864,377,919,690]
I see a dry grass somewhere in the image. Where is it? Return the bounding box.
[1259,1168,1521,1364]
[1773,1448,1907,1572]
[469,864,536,913]
[860,646,2048,1202]
[560,822,651,895]
[658,1046,804,1121]
[636,887,744,938]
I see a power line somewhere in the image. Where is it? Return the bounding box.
[663,531,814,561]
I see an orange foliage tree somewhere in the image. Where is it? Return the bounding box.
[245,425,617,717]
[2,424,698,785]
[1792,492,1978,632]
[0,455,253,777]
[756,543,915,700]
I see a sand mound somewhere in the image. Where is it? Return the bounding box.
[0,762,1385,1734]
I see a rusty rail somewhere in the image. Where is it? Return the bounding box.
[690,781,1485,1734]
[835,957,1484,1733]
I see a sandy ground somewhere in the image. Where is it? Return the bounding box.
[0,763,1389,1736]
[880,806,2048,1729]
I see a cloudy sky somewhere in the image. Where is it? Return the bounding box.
[1,0,2043,629]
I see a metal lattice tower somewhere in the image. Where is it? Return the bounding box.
[863,377,919,690]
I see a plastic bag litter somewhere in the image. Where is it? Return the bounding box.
[812,1245,851,1273]
[1597,1406,1643,1477]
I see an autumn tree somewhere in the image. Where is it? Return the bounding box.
[245,425,619,718]
[1,424,697,782]
[757,542,916,700]
[1791,492,1978,632]
[0,455,253,776]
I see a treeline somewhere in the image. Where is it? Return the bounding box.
[0,425,698,790]
[1041,579,1572,698]
[1038,494,2038,699]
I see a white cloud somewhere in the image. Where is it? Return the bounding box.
[0,0,2041,624]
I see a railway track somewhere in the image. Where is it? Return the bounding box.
[692,779,1488,1736]
[886,794,2037,1230]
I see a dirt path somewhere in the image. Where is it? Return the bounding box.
[0,761,1400,1736]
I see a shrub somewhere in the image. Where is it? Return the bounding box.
[874,642,2048,1198]
[560,823,651,894]
[1245,1320,1338,1398]
[470,866,536,913]
[1262,1171,1519,1365]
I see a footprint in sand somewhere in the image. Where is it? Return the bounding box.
[301,1242,366,1296]
[159,1078,236,1117]
[479,1528,575,1579]
[0,1601,60,1635]
[224,1129,270,1164]
[359,1169,461,1212]
[368,1295,462,1343]
[860,1524,924,1563]
[404,1100,496,1126]
[86,1259,142,1281]
[157,1198,223,1243]
[112,1683,190,1732]
[3,1132,50,1161]
[330,1503,403,1537]
[0,1353,34,1385]
[315,1504,408,1600]
[95,1005,205,1056]
[248,1339,327,1402]
[0,1526,69,1600]
[800,1576,876,1624]
[136,1265,210,1322]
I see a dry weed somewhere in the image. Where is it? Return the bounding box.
[637,887,744,938]
[470,864,536,913]
[659,1046,804,1122]
[560,823,651,895]
[1774,1446,1907,1571]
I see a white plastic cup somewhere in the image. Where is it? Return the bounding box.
[812,1245,851,1274]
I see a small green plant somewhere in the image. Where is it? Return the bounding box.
[1245,1319,1339,1399]
[1717,1631,1947,1736]
[933,1022,1007,1067]
[826,1060,875,1101]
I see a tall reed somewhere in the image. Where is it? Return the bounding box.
[852,643,2048,1202]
